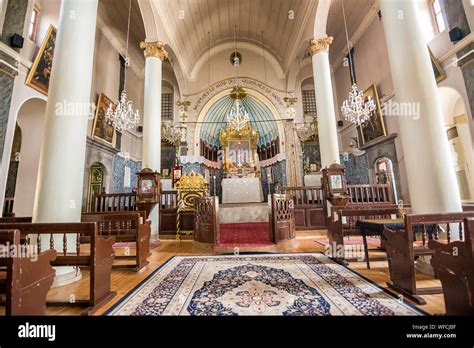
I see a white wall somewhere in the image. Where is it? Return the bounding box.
[13,98,46,216]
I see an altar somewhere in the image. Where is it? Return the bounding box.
[222,177,263,203]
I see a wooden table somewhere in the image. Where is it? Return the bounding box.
[356,218,405,268]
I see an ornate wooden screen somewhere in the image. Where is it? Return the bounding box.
[194,196,219,244]
[176,171,208,239]
[269,194,296,243]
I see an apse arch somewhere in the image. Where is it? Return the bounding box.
[194,88,285,154]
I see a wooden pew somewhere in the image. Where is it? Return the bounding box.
[384,211,474,305]
[428,217,474,315]
[0,230,57,315]
[0,213,151,272]
[0,222,116,313]
[327,206,404,263]
[81,212,151,271]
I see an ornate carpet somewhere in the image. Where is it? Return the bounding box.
[105,253,424,316]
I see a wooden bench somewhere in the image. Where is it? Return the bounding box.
[327,206,405,263]
[384,211,474,305]
[1,213,151,272]
[0,230,56,315]
[0,222,116,313]
[428,217,474,315]
[81,212,151,271]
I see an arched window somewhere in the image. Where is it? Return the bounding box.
[374,157,398,203]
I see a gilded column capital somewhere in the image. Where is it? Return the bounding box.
[307,36,333,56]
[140,41,169,61]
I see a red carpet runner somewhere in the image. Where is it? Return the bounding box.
[218,222,272,246]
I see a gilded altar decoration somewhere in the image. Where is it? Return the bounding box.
[307,36,333,56]
[140,41,169,61]
[356,84,387,145]
[26,25,56,96]
[92,93,116,146]
[219,122,259,178]
[175,171,208,239]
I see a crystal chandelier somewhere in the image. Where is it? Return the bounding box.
[341,84,376,125]
[296,117,318,142]
[339,0,375,126]
[105,0,139,132]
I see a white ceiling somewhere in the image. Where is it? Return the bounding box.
[153,0,317,78]
[97,0,379,81]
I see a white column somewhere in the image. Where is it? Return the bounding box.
[140,41,168,239]
[380,1,462,216]
[32,0,98,285]
[308,37,340,168]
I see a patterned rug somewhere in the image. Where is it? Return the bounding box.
[218,222,272,246]
[106,253,424,316]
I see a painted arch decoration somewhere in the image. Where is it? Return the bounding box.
[199,94,279,147]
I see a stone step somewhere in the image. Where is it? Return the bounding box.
[218,202,269,224]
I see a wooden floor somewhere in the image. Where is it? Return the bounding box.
[3,230,446,315]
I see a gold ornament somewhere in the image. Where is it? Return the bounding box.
[140,41,168,61]
[307,37,333,56]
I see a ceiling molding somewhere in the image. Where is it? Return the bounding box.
[189,40,286,81]
[331,3,379,71]
[284,0,318,75]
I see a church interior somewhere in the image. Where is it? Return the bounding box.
[0,0,474,323]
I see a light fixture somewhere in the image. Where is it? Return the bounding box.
[340,0,375,126]
[226,25,250,131]
[105,0,140,132]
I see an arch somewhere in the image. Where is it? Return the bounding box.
[313,0,332,37]
[190,41,286,81]
[13,97,47,217]
[194,88,285,154]
[374,156,398,203]
[438,86,474,200]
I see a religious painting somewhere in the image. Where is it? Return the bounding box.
[330,174,343,190]
[161,142,177,177]
[25,25,57,96]
[429,47,446,83]
[303,136,321,174]
[172,165,182,188]
[357,84,387,145]
[140,179,154,194]
[162,169,170,178]
[92,93,115,146]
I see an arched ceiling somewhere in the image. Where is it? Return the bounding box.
[200,95,279,147]
[151,0,318,79]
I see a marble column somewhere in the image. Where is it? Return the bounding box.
[379,0,462,222]
[32,0,98,285]
[308,37,340,168]
[140,41,168,239]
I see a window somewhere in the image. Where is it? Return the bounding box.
[28,6,40,42]
[431,0,446,33]
[302,90,317,116]
[162,93,173,120]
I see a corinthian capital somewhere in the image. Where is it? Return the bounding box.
[307,36,333,56]
[140,41,169,61]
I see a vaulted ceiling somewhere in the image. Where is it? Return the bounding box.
[98,0,379,83]
[152,0,318,79]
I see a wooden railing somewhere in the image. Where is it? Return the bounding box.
[347,184,394,204]
[275,186,324,205]
[276,186,325,230]
[92,193,136,213]
[2,197,14,217]
[161,190,177,209]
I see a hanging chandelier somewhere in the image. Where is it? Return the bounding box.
[340,0,375,126]
[105,0,140,132]
[226,25,250,131]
